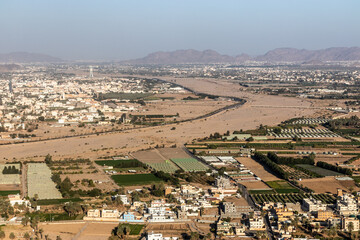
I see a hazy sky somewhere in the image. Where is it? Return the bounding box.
[0,0,359,61]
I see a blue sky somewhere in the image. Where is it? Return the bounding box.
[0,0,359,60]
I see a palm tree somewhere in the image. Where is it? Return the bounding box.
[328,226,337,239]
[348,222,354,234]
[39,228,44,239]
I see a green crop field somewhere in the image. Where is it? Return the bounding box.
[0,190,20,196]
[296,164,341,176]
[252,193,336,205]
[266,180,300,193]
[36,198,83,205]
[171,158,209,172]
[352,176,360,183]
[26,212,83,222]
[111,174,162,186]
[95,159,145,170]
[148,161,180,173]
[117,224,144,235]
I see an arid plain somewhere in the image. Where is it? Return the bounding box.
[0,77,320,161]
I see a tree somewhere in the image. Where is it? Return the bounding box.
[45,154,53,165]
[348,221,354,233]
[9,232,15,239]
[22,215,30,226]
[24,232,31,240]
[30,215,40,230]
[246,137,254,142]
[218,167,226,176]
[190,232,200,240]
[64,202,82,216]
[0,231,5,239]
[116,225,131,239]
[39,228,44,239]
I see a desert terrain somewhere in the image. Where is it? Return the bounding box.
[0,77,320,161]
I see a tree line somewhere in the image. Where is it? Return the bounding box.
[2,166,20,174]
[266,152,315,165]
[316,161,352,176]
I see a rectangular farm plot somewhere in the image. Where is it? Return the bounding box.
[266,180,300,193]
[157,148,193,159]
[111,174,162,186]
[147,161,180,173]
[27,163,62,199]
[0,164,21,185]
[252,193,336,205]
[95,159,146,172]
[296,164,342,176]
[170,158,209,172]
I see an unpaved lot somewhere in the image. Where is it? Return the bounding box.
[298,177,359,194]
[236,157,281,182]
[40,222,118,240]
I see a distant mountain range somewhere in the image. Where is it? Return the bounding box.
[1,47,360,64]
[0,52,62,63]
[123,47,360,64]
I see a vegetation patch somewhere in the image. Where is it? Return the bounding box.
[0,190,20,196]
[252,193,336,205]
[111,174,162,186]
[170,158,209,172]
[266,180,300,193]
[296,164,341,177]
[36,198,83,205]
[26,212,83,222]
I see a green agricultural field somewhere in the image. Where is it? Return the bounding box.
[111,174,162,186]
[148,161,180,173]
[0,190,20,196]
[26,212,84,222]
[117,224,144,235]
[95,159,146,171]
[296,164,341,177]
[36,198,83,205]
[352,176,360,183]
[171,158,209,172]
[266,180,300,193]
[252,193,336,205]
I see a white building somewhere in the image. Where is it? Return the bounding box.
[147,232,178,240]
[336,194,358,216]
[302,198,327,212]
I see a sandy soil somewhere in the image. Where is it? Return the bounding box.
[132,149,167,163]
[298,177,359,194]
[40,222,118,240]
[0,77,319,161]
[236,157,281,182]
[157,148,192,159]
[0,225,32,240]
[0,184,20,191]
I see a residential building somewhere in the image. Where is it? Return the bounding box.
[302,198,326,212]
[342,217,360,232]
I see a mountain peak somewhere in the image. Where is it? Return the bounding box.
[0,52,63,63]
